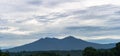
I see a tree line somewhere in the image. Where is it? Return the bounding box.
[0,42,120,56]
[0,50,10,56]
[83,42,120,56]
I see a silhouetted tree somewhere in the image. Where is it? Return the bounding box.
[83,47,97,56]
[67,54,70,56]
[0,49,2,56]
[82,42,120,56]
[115,42,120,56]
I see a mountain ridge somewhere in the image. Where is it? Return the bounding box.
[6,36,115,52]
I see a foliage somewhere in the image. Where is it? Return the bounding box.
[66,54,70,56]
[83,42,120,56]
[11,52,60,56]
[83,47,97,56]
[0,50,10,56]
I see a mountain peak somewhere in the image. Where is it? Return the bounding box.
[63,36,77,40]
[7,36,115,52]
[66,36,75,38]
[39,37,58,41]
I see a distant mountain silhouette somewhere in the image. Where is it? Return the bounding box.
[7,36,115,52]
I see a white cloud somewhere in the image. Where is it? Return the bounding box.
[24,19,42,25]
[82,35,120,40]
[0,26,33,35]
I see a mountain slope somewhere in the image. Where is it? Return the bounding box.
[7,36,115,52]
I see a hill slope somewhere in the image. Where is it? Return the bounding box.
[7,36,115,52]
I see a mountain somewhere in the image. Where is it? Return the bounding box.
[7,36,115,52]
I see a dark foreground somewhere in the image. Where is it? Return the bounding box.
[0,42,120,56]
[10,50,82,56]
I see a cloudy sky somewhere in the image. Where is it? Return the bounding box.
[0,0,120,49]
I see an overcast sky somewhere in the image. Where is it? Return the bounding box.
[0,0,120,49]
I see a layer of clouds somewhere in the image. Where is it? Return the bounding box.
[0,0,120,48]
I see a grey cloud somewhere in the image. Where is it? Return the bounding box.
[0,26,9,30]
[15,18,33,23]
[0,19,8,24]
[17,5,120,37]
[115,11,120,14]
[34,12,71,23]
[1,1,120,48]
[26,0,42,6]
[40,0,81,7]
[27,5,120,37]
[34,16,51,23]
[65,26,120,36]
[66,26,102,31]
[0,33,38,39]
[66,26,120,31]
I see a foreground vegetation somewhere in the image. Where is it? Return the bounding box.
[10,50,82,56]
[0,50,10,56]
[83,42,120,56]
[0,42,120,56]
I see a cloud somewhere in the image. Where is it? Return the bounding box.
[0,38,38,49]
[1,4,120,36]
[1,0,120,48]
[26,0,42,6]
